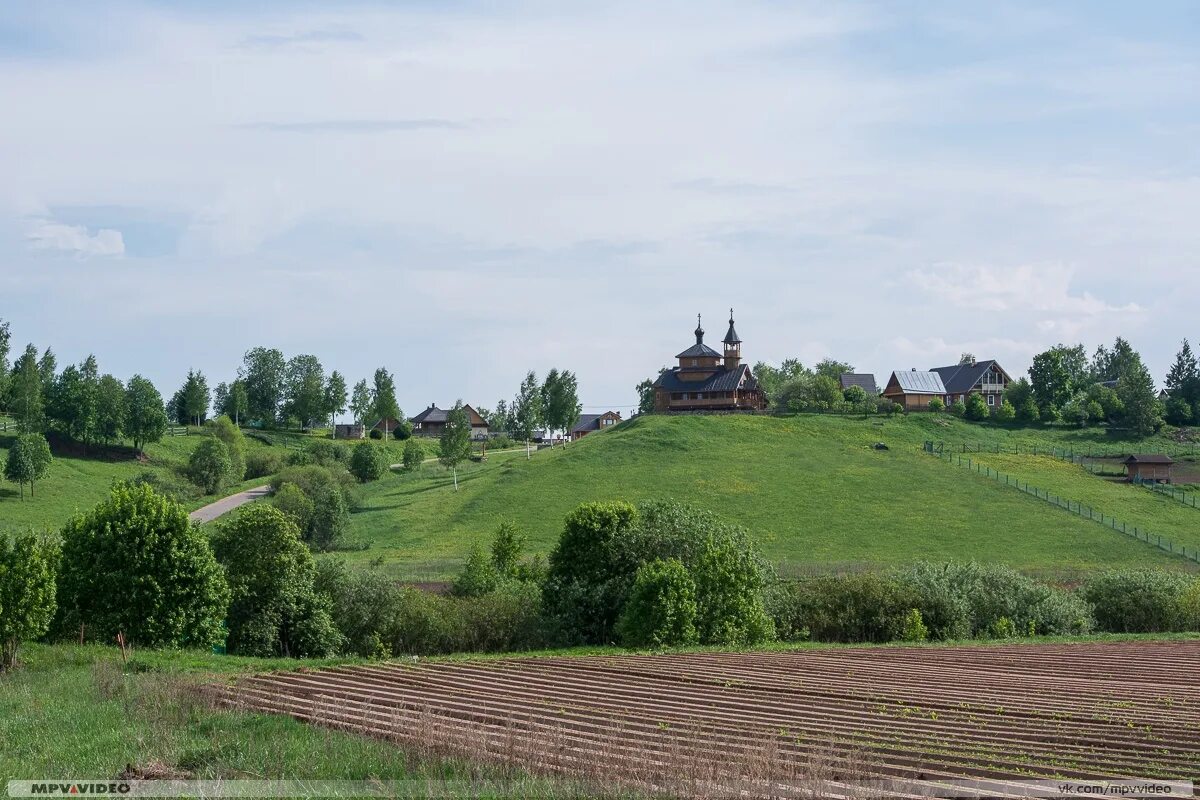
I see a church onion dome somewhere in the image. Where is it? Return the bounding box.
[723,308,741,345]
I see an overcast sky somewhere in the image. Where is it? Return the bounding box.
[2,1,1198,417]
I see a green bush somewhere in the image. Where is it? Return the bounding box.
[616,558,698,648]
[775,573,924,643]
[368,429,383,440]
[316,562,546,657]
[964,393,989,421]
[56,483,229,648]
[349,442,389,483]
[269,464,352,550]
[402,438,424,472]
[272,482,315,534]
[490,520,525,578]
[896,562,1093,638]
[900,609,928,642]
[993,399,1016,423]
[543,500,774,646]
[205,416,247,482]
[950,399,966,417]
[542,501,641,644]
[927,397,945,413]
[211,505,340,657]
[305,439,350,468]
[0,533,59,670]
[244,450,284,479]
[1082,570,1196,633]
[1016,398,1040,423]
[452,545,499,598]
[187,437,232,494]
[127,469,194,503]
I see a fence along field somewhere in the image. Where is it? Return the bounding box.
[925,442,1200,564]
[215,640,1200,799]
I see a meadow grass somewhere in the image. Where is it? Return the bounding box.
[342,414,1198,580]
[954,451,1200,551]
[0,644,582,793]
[0,432,289,532]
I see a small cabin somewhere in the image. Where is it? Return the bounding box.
[1124,454,1174,484]
[333,423,364,439]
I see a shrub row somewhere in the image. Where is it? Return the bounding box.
[770,563,1200,644]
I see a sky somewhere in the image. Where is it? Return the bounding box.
[2,1,1198,418]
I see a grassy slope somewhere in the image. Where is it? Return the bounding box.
[0,432,290,532]
[344,414,1197,579]
[960,452,1200,552]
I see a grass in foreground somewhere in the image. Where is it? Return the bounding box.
[0,644,595,796]
[343,414,1197,579]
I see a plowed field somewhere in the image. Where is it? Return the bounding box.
[214,640,1200,798]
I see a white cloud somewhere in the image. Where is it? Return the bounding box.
[24,217,124,257]
[907,263,1142,316]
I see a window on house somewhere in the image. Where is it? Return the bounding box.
[691,359,698,366]
[987,394,995,406]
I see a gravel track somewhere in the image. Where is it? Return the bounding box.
[213,640,1200,798]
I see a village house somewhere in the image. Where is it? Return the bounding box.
[651,311,768,412]
[1124,454,1175,484]
[333,423,364,439]
[570,411,622,441]
[839,373,878,395]
[882,358,1012,410]
[409,404,490,440]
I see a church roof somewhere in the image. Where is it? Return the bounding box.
[654,364,757,393]
[723,310,741,344]
[676,342,722,359]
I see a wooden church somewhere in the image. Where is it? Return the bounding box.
[651,311,768,413]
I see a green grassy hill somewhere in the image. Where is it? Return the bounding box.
[0,431,290,531]
[344,414,1200,580]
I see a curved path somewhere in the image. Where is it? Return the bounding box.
[189,484,270,524]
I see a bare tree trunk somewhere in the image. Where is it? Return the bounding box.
[453,467,458,491]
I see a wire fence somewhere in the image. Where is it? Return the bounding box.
[951,440,1200,459]
[1137,479,1200,510]
[923,442,1200,565]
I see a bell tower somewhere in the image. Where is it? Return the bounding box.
[723,308,742,369]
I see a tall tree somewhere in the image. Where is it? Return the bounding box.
[0,318,10,410]
[814,358,854,381]
[281,354,326,428]
[369,367,402,437]
[325,370,348,428]
[226,379,249,426]
[37,348,56,396]
[1029,344,1088,416]
[213,382,229,419]
[1116,351,1163,437]
[439,401,472,491]
[95,375,127,445]
[350,380,372,427]
[10,345,43,434]
[1092,338,1139,383]
[751,358,810,407]
[124,375,168,452]
[539,369,561,443]
[1165,340,1198,391]
[241,347,286,425]
[544,369,581,444]
[176,369,210,427]
[512,370,542,458]
[489,398,511,435]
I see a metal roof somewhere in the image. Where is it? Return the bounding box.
[839,373,878,394]
[1123,454,1175,464]
[890,370,946,394]
[931,360,1008,394]
[675,342,723,359]
[654,364,756,393]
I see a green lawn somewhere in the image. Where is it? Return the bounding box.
[342,414,1198,580]
[955,451,1200,553]
[0,431,290,533]
[0,644,584,794]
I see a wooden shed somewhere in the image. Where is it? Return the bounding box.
[1123,454,1175,484]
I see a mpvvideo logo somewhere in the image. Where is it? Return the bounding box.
[26,784,131,796]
